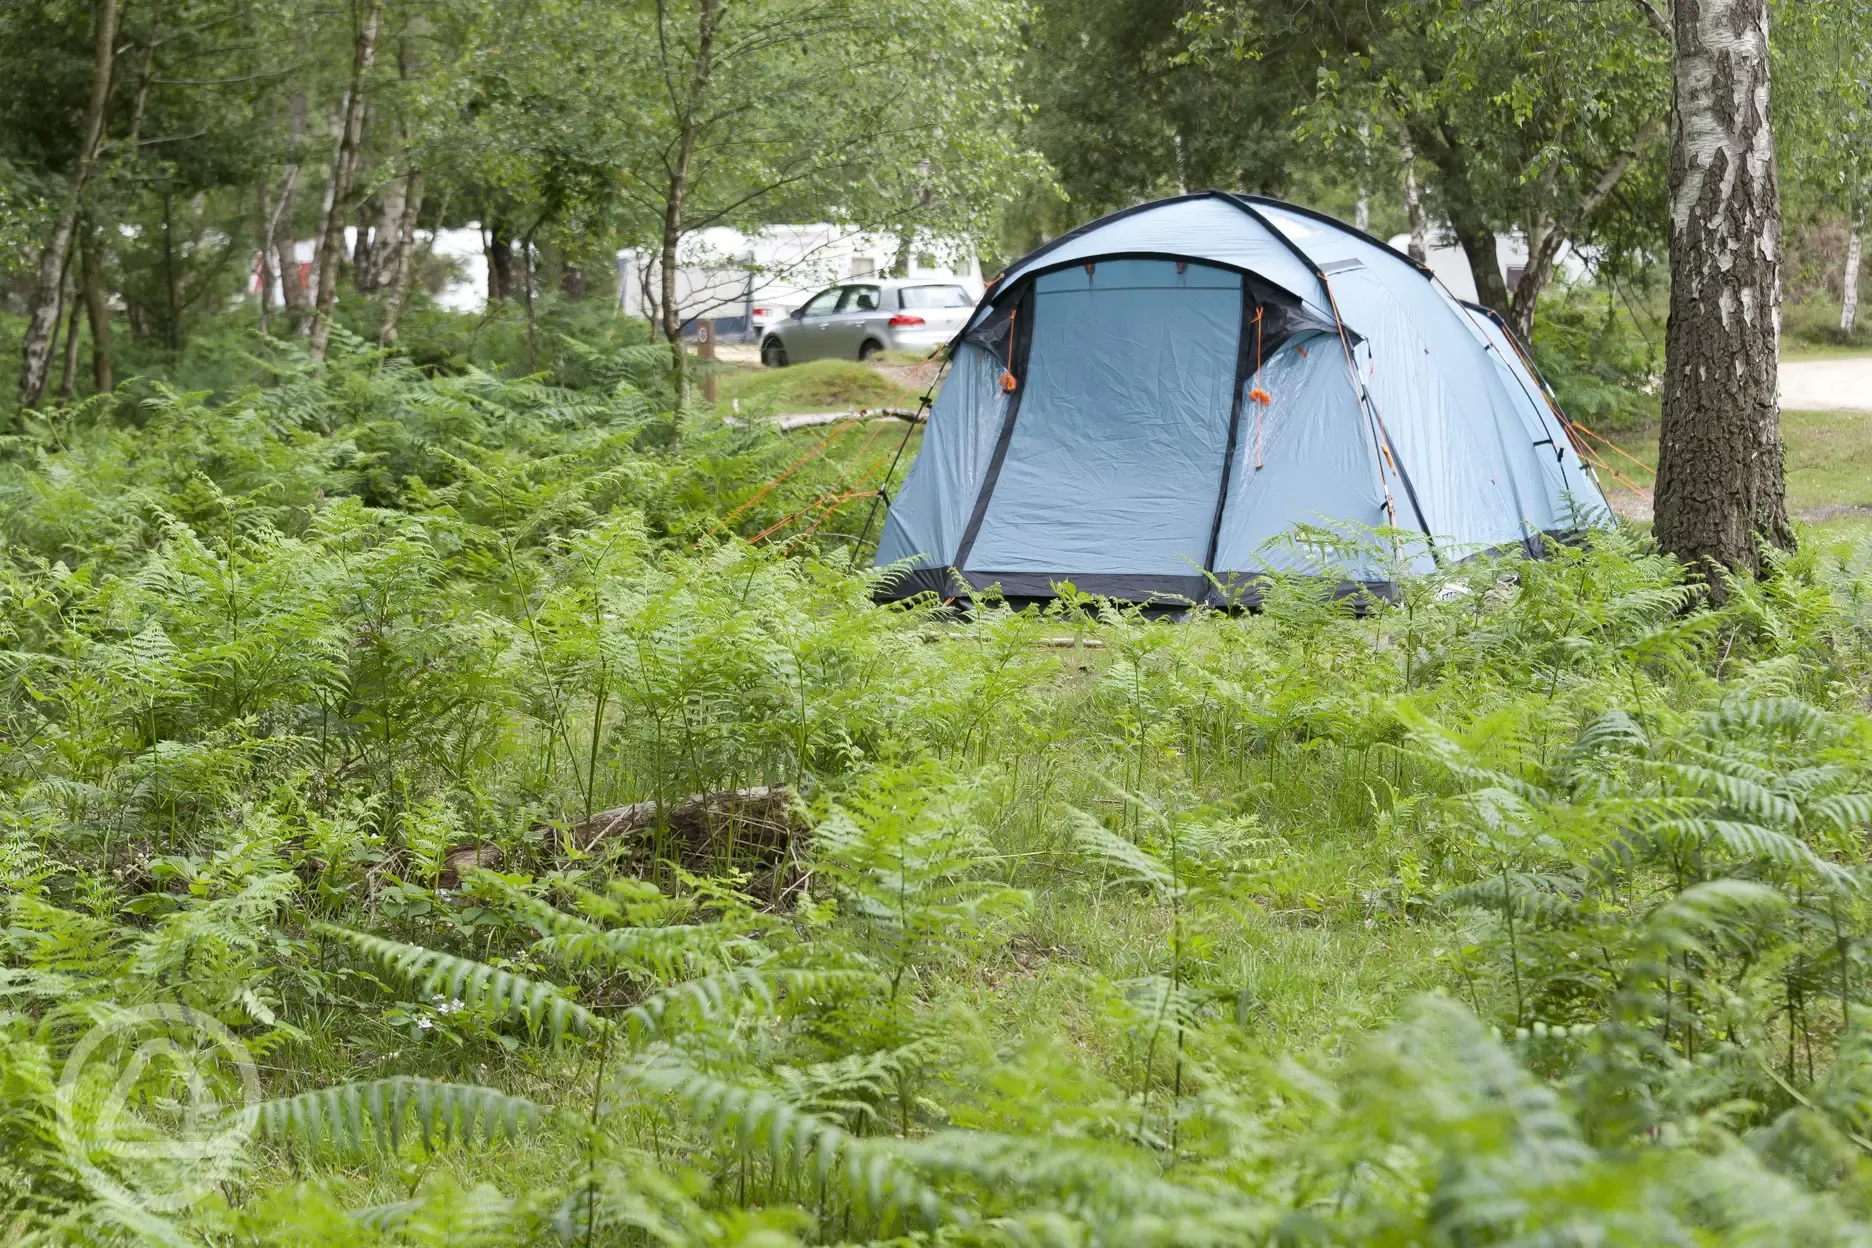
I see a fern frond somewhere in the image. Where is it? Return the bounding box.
[1700,696,1827,740]
[773,1039,944,1128]
[1648,762,1801,826]
[1066,808,1173,893]
[315,924,599,1041]
[1648,818,1857,888]
[246,1077,541,1151]
[1808,793,1872,833]
[894,1130,1240,1225]
[617,966,880,1044]
[1441,871,1582,924]
[540,924,758,980]
[634,1059,948,1228]
[464,871,604,941]
[1635,880,1789,963]
[1561,710,1648,764]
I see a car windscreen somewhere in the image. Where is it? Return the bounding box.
[897,285,972,309]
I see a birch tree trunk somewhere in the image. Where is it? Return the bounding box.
[1401,138,1430,263]
[18,0,118,409]
[308,4,382,362]
[377,169,424,344]
[1355,121,1371,232]
[1653,0,1793,588]
[365,177,407,291]
[1842,199,1863,335]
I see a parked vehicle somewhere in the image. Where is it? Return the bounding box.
[749,301,794,338]
[759,279,976,367]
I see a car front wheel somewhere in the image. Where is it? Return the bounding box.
[761,337,789,368]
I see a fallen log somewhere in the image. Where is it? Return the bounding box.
[438,842,505,889]
[564,785,790,856]
[438,785,796,891]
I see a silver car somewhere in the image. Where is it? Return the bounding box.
[759,279,976,367]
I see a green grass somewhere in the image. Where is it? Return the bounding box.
[1594,409,1872,521]
[1782,341,1872,362]
[1783,294,1872,358]
[712,357,919,414]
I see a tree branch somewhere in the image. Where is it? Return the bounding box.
[1510,114,1664,336]
[1626,0,1671,41]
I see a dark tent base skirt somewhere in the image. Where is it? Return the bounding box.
[872,566,1397,613]
[873,529,1587,615]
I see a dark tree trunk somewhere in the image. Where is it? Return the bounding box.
[660,185,686,394]
[660,0,720,405]
[271,90,311,327]
[18,0,117,408]
[1653,0,1792,588]
[161,188,179,353]
[308,3,381,362]
[485,220,515,303]
[1413,117,1511,318]
[57,275,82,403]
[81,226,111,393]
[351,199,375,288]
[1450,215,1511,318]
[560,261,585,300]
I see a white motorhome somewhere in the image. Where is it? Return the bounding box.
[616,225,984,340]
[250,223,984,335]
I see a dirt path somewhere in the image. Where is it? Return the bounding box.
[1782,356,1872,412]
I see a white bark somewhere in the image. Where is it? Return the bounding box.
[1844,216,1863,335]
[1401,137,1429,263]
[364,175,406,291]
[1669,0,1776,268]
[309,5,380,362]
[1355,120,1371,232]
[18,0,117,407]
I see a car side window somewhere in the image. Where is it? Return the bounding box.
[838,285,881,312]
[899,285,973,309]
[800,288,842,317]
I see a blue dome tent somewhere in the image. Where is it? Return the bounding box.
[871,192,1610,607]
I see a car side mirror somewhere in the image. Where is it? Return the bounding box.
[790,307,805,320]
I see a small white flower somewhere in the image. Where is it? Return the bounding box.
[418,1017,434,1030]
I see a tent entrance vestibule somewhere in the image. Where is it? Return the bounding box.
[953,256,1381,604]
